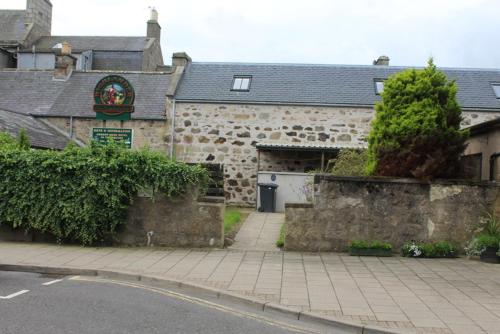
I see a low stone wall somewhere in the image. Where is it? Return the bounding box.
[284,175,500,252]
[0,194,225,248]
[118,194,225,248]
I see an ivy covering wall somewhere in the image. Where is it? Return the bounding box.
[0,135,209,245]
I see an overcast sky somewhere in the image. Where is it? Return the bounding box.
[2,0,500,68]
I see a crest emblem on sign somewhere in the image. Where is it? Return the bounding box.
[93,75,135,120]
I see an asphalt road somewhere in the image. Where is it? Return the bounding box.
[0,271,323,334]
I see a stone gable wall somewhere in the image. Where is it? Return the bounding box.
[173,103,373,206]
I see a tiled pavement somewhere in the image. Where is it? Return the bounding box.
[1,243,500,334]
[229,212,283,251]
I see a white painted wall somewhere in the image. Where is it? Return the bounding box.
[257,172,313,213]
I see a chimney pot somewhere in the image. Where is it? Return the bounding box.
[150,8,158,21]
[373,55,390,66]
[147,8,161,40]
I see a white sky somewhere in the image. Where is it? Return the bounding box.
[2,0,500,68]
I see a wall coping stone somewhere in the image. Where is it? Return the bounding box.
[198,196,225,204]
[314,174,500,188]
[285,202,313,209]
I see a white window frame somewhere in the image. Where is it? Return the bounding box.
[231,76,252,91]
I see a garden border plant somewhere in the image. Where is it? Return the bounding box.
[402,241,457,258]
[349,240,393,257]
[464,212,500,263]
[0,134,209,246]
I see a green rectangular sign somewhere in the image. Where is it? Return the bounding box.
[92,128,133,148]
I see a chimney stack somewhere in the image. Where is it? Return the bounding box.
[53,42,77,81]
[172,52,192,68]
[373,55,390,66]
[147,8,161,40]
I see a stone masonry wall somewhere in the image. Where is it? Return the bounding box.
[173,102,500,206]
[119,194,224,248]
[43,117,170,153]
[284,175,500,252]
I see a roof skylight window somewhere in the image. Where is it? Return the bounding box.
[374,80,384,95]
[492,84,500,98]
[232,76,251,91]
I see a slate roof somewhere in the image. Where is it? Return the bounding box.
[0,109,70,150]
[0,70,170,119]
[175,62,500,111]
[0,10,26,44]
[20,36,152,53]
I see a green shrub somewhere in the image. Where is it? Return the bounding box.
[402,241,456,258]
[366,59,468,179]
[433,241,457,257]
[350,240,392,250]
[475,234,500,248]
[276,224,285,248]
[0,140,209,245]
[330,149,368,177]
[0,132,20,151]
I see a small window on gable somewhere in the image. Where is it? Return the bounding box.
[232,76,251,91]
[374,79,385,95]
[492,84,500,98]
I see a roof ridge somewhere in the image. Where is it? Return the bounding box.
[191,61,500,72]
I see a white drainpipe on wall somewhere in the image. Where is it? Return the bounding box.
[169,98,176,158]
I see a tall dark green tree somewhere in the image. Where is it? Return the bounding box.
[366,59,468,179]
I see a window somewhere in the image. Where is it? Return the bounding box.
[374,79,384,95]
[492,84,500,98]
[232,76,251,91]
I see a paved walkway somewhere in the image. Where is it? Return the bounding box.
[229,212,283,251]
[1,243,500,334]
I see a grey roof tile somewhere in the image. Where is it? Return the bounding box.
[21,36,152,52]
[0,70,170,119]
[0,109,70,150]
[175,62,500,110]
[0,10,26,43]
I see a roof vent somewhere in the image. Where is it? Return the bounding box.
[373,55,390,66]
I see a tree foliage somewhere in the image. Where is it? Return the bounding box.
[366,59,468,179]
[329,149,368,176]
[0,139,209,245]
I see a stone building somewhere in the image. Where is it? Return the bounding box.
[0,52,499,207]
[0,0,164,71]
[171,58,500,205]
[463,118,500,181]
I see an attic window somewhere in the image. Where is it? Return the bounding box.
[232,76,251,91]
[492,84,500,98]
[374,79,385,95]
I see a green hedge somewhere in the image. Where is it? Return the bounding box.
[0,140,209,245]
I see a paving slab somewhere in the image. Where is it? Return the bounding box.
[1,242,500,334]
[229,212,283,251]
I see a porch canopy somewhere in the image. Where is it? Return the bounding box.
[255,142,342,172]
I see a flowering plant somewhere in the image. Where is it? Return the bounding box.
[402,242,423,257]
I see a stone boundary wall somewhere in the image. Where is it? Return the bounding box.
[0,194,225,248]
[284,175,500,252]
[118,194,225,247]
